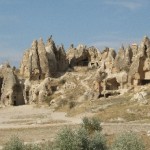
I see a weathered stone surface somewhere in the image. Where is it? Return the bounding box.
[45,37,57,74]
[0,64,25,106]
[3,36,150,106]
[20,50,30,78]
[37,38,50,78]
[24,78,52,104]
[88,46,101,68]
[56,45,68,71]
[128,36,150,85]
[114,46,125,71]
[67,44,90,67]
[131,91,148,105]
[20,37,68,79]
[29,40,41,80]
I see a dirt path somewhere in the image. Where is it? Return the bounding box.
[0,105,81,129]
[0,105,150,132]
[0,105,150,147]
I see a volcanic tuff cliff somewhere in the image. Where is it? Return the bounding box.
[0,36,150,106]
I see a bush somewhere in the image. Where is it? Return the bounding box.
[54,117,106,150]
[3,136,24,150]
[82,117,102,134]
[3,136,53,150]
[77,127,90,149]
[54,127,78,150]
[89,131,107,150]
[111,132,145,150]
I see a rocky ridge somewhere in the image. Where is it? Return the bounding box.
[0,36,150,107]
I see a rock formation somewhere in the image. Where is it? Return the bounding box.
[1,36,150,106]
[20,37,68,79]
[0,64,25,106]
[24,77,52,104]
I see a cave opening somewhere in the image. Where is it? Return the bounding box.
[76,58,89,66]
[106,78,120,90]
[140,79,150,85]
[13,84,25,106]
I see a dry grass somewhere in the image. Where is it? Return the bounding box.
[58,92,150,123]
[94,96,150,122]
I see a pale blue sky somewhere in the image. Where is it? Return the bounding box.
[0,0,150,67]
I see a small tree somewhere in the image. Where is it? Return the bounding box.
[111,132,145,150]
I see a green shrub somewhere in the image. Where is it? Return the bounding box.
[54,117,106,150]
[89,131,107,150]
[54,127,78,150]
[77,128,107,150]
[3,136,24,150]
[111,132,145,150]
[82,117,102,134]
[77,127,90,150]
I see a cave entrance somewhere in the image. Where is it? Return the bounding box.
[13,84,25,106]
[106,78,120,90]
[82,58,89,66]
[140,79,150,85]
[13,100,17,106]
[77,58,89,66]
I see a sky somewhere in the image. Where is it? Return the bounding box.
[0,0,150,67]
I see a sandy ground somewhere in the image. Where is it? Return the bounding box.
[0,105,150,148]
[0,105,82,146]
[0,105,81,129]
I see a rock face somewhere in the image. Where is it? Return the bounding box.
[19,36,150,102]
[24,78,52,104]
[20,37,68,79]
[129,36,150,85]
[67,44,90,67]
[20,39,50,80]
[1,36,150,106]
[92,36,150,97]
[0,64,25,106]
